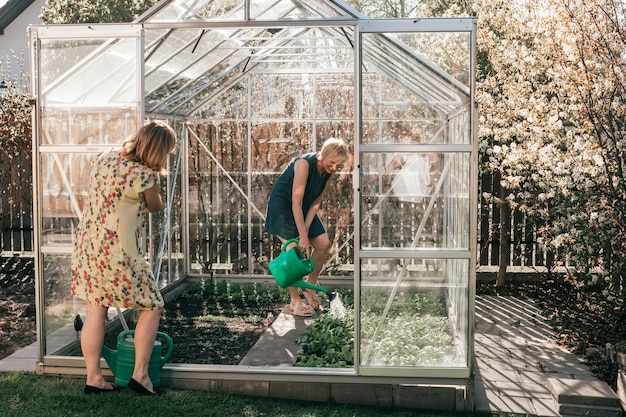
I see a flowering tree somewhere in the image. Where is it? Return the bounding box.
[477,0,626,296]
[533,0,626,297]
[474,0,574,284]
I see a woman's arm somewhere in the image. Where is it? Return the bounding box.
[141,183,163,213]
[303,179,331,228]
[292,159,311,252]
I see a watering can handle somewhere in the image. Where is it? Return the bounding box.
[116,330,173,366]
[117,329,136,343]
[281,238,300,253]
[157,332,174,365]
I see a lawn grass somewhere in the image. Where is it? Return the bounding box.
[0,372,493,417]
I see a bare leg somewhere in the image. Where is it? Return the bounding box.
[303,233,330,309]
[82,303,113,389]
[131,308,162,393]
[280,240,313,315]
[289,286,313,315]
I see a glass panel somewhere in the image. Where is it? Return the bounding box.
[315,121,354,143]
[40,153,96,245]
[251,74,314,120]
[316,73,354,120]
[250,0,298,19]
[149,144,185,288]
[40,108,138,145]
[143,0,353,22]
[361,33,470,145]
[250,122,314,169]
[41,38,139,107]
[147,0,244,21]
[263,27,353,71]
[359,258,468,367]
[187,123,250,274]
[145,25,355,116]
[360,152,470,249]
[144,26,246,105]
[39,39,106,90]
[187,118,354,277]
[250,0,352,18]
[389,32,471,87]
[43,255,131,356]
[43,254,84,355]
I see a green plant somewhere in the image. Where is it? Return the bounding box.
[295,289,458,367]
[295,313,354,368]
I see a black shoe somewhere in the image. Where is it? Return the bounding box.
[128,378,157,396]
[84,384,118,394]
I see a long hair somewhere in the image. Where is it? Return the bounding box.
[121,120,177,174]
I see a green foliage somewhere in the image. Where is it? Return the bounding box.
[295,289,455,368]
[360,291,456,366]
[295,313,355,368]
[174,278,288,318]
[361,311,455,366]
[40,0,158,24]
[362,289,446,316]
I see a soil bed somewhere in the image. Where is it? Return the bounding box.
[158,285,287,365]
[0,256,36,360]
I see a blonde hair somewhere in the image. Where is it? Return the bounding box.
[318,137,349,162]
[121,120,177,174]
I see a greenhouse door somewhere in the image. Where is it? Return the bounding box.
[356,19,476,377]
[31,24,144,363]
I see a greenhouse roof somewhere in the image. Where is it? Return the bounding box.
[40,0,471,119]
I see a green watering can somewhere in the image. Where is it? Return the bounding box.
[101,330,173,388]
[269,238,328,294]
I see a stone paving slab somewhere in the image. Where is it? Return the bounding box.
[474,295,609,416]
[238,305,312,367]
[0,341,36,372]
[548,378,620,407]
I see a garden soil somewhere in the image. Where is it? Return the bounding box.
[0,255,623,388]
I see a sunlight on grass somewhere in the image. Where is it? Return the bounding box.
[0,372,519,417]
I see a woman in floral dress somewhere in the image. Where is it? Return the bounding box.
[72,120,177,395]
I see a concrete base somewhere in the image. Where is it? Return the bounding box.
[158,376,468,411]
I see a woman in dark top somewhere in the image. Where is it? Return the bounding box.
[265,138,349,316]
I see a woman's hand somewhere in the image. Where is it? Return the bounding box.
[298,235,311,258]
[142,184,163,212]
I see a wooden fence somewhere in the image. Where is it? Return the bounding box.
[0,150,33,254]
[1,155,554,269]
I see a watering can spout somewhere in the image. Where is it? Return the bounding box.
[269,238,330,295]
[291,279,328,294]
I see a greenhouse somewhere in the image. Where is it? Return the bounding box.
[29,0,477,410]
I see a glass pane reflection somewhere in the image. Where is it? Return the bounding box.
[360,152,470,249]
[359,258,468,368]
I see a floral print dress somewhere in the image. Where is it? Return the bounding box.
[71,149,164,310]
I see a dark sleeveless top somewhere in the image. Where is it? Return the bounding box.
[264,153,330,239]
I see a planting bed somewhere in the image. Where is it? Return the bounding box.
[159,279,288,365]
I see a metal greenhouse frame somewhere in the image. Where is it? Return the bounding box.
[29,0,477,410]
